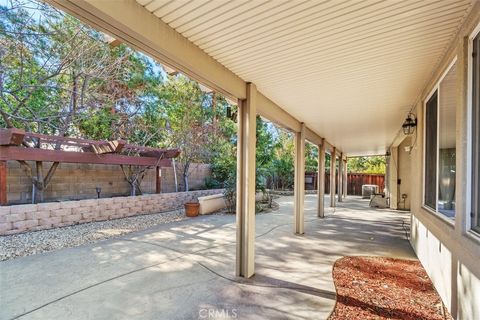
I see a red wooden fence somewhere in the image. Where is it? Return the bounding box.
[346,173,385,196]
[305,172,385,196]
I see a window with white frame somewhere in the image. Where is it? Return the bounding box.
[471,30,479,232]
[424,61,457,219]
[425,91,438,210]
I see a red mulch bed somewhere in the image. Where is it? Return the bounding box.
[328,256,452,320]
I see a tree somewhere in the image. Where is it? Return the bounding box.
[208,102,237,189]
[305,143,318,172]
[270,129,294,189]
[255,116,276,191]
[347,156,386,174]
[0,3,139,135]
[0,0,167,201]
[160,76,214,191]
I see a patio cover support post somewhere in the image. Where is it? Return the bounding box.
[155,167,161,194]
[0,161,6,205]
[317,140,326,218]
[343,158,348,198]
[338,153,343,202]
[294,123,306,234]
[330,148,336,207]
[387,147,399,209]
[236,83,257,278]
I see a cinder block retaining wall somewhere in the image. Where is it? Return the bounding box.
[6,161,211,204]
[0,189,224,235]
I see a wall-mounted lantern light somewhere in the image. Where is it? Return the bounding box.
[226,106,231,118]
[402,113,417,135]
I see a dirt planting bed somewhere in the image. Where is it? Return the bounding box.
[329,256,452,320]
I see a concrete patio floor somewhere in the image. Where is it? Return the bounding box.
[0,195,416,320]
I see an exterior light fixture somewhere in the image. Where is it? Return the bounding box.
[226,106,231,118]
[402,113,417,135]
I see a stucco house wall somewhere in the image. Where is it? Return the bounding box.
[394,5,480,319]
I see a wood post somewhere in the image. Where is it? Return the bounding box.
[330,147,336,207]
[35,161,44,203]
[338,153,343,202]
[156,167,161,194]
[0,128,25,146]
[343,158,348,198]
[294,123,305,234]
[0,161,6,206]
[236,83,257,278]
[318,140,326,218]
[0,146,173,167]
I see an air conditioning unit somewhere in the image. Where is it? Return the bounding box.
[362,184,379,199]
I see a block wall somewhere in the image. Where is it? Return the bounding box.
[6,161,211,204]
[0,189,224,235]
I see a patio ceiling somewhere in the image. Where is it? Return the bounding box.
[136,0,474,155]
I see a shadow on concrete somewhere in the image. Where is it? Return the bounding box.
[0,195,416,320]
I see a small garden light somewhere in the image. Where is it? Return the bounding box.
[95,186,102,199]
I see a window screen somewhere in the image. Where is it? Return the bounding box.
[472,32,480,232]
[425,91,438,210]
[438,64,457,218]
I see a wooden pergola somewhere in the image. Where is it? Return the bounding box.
[0,128,180,205]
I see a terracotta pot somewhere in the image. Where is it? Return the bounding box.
[185,202,200,217]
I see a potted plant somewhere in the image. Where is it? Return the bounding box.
[184,201,200,217]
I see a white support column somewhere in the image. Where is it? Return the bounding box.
[330,148,336,207]
[236,83,256,278]
[338,153,343,202]
[294,123,306,234]
[387,147,399,209]
[343,158,348,198]
[317,140,326,218]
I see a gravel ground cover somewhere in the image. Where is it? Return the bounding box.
[0,199,280,262]
[329,256,452,320]
[0,209,188,261]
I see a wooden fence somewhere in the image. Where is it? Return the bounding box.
[346,173,385,196]
[305,172,385,196]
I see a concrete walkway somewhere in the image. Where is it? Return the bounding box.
[0,195,416,320]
